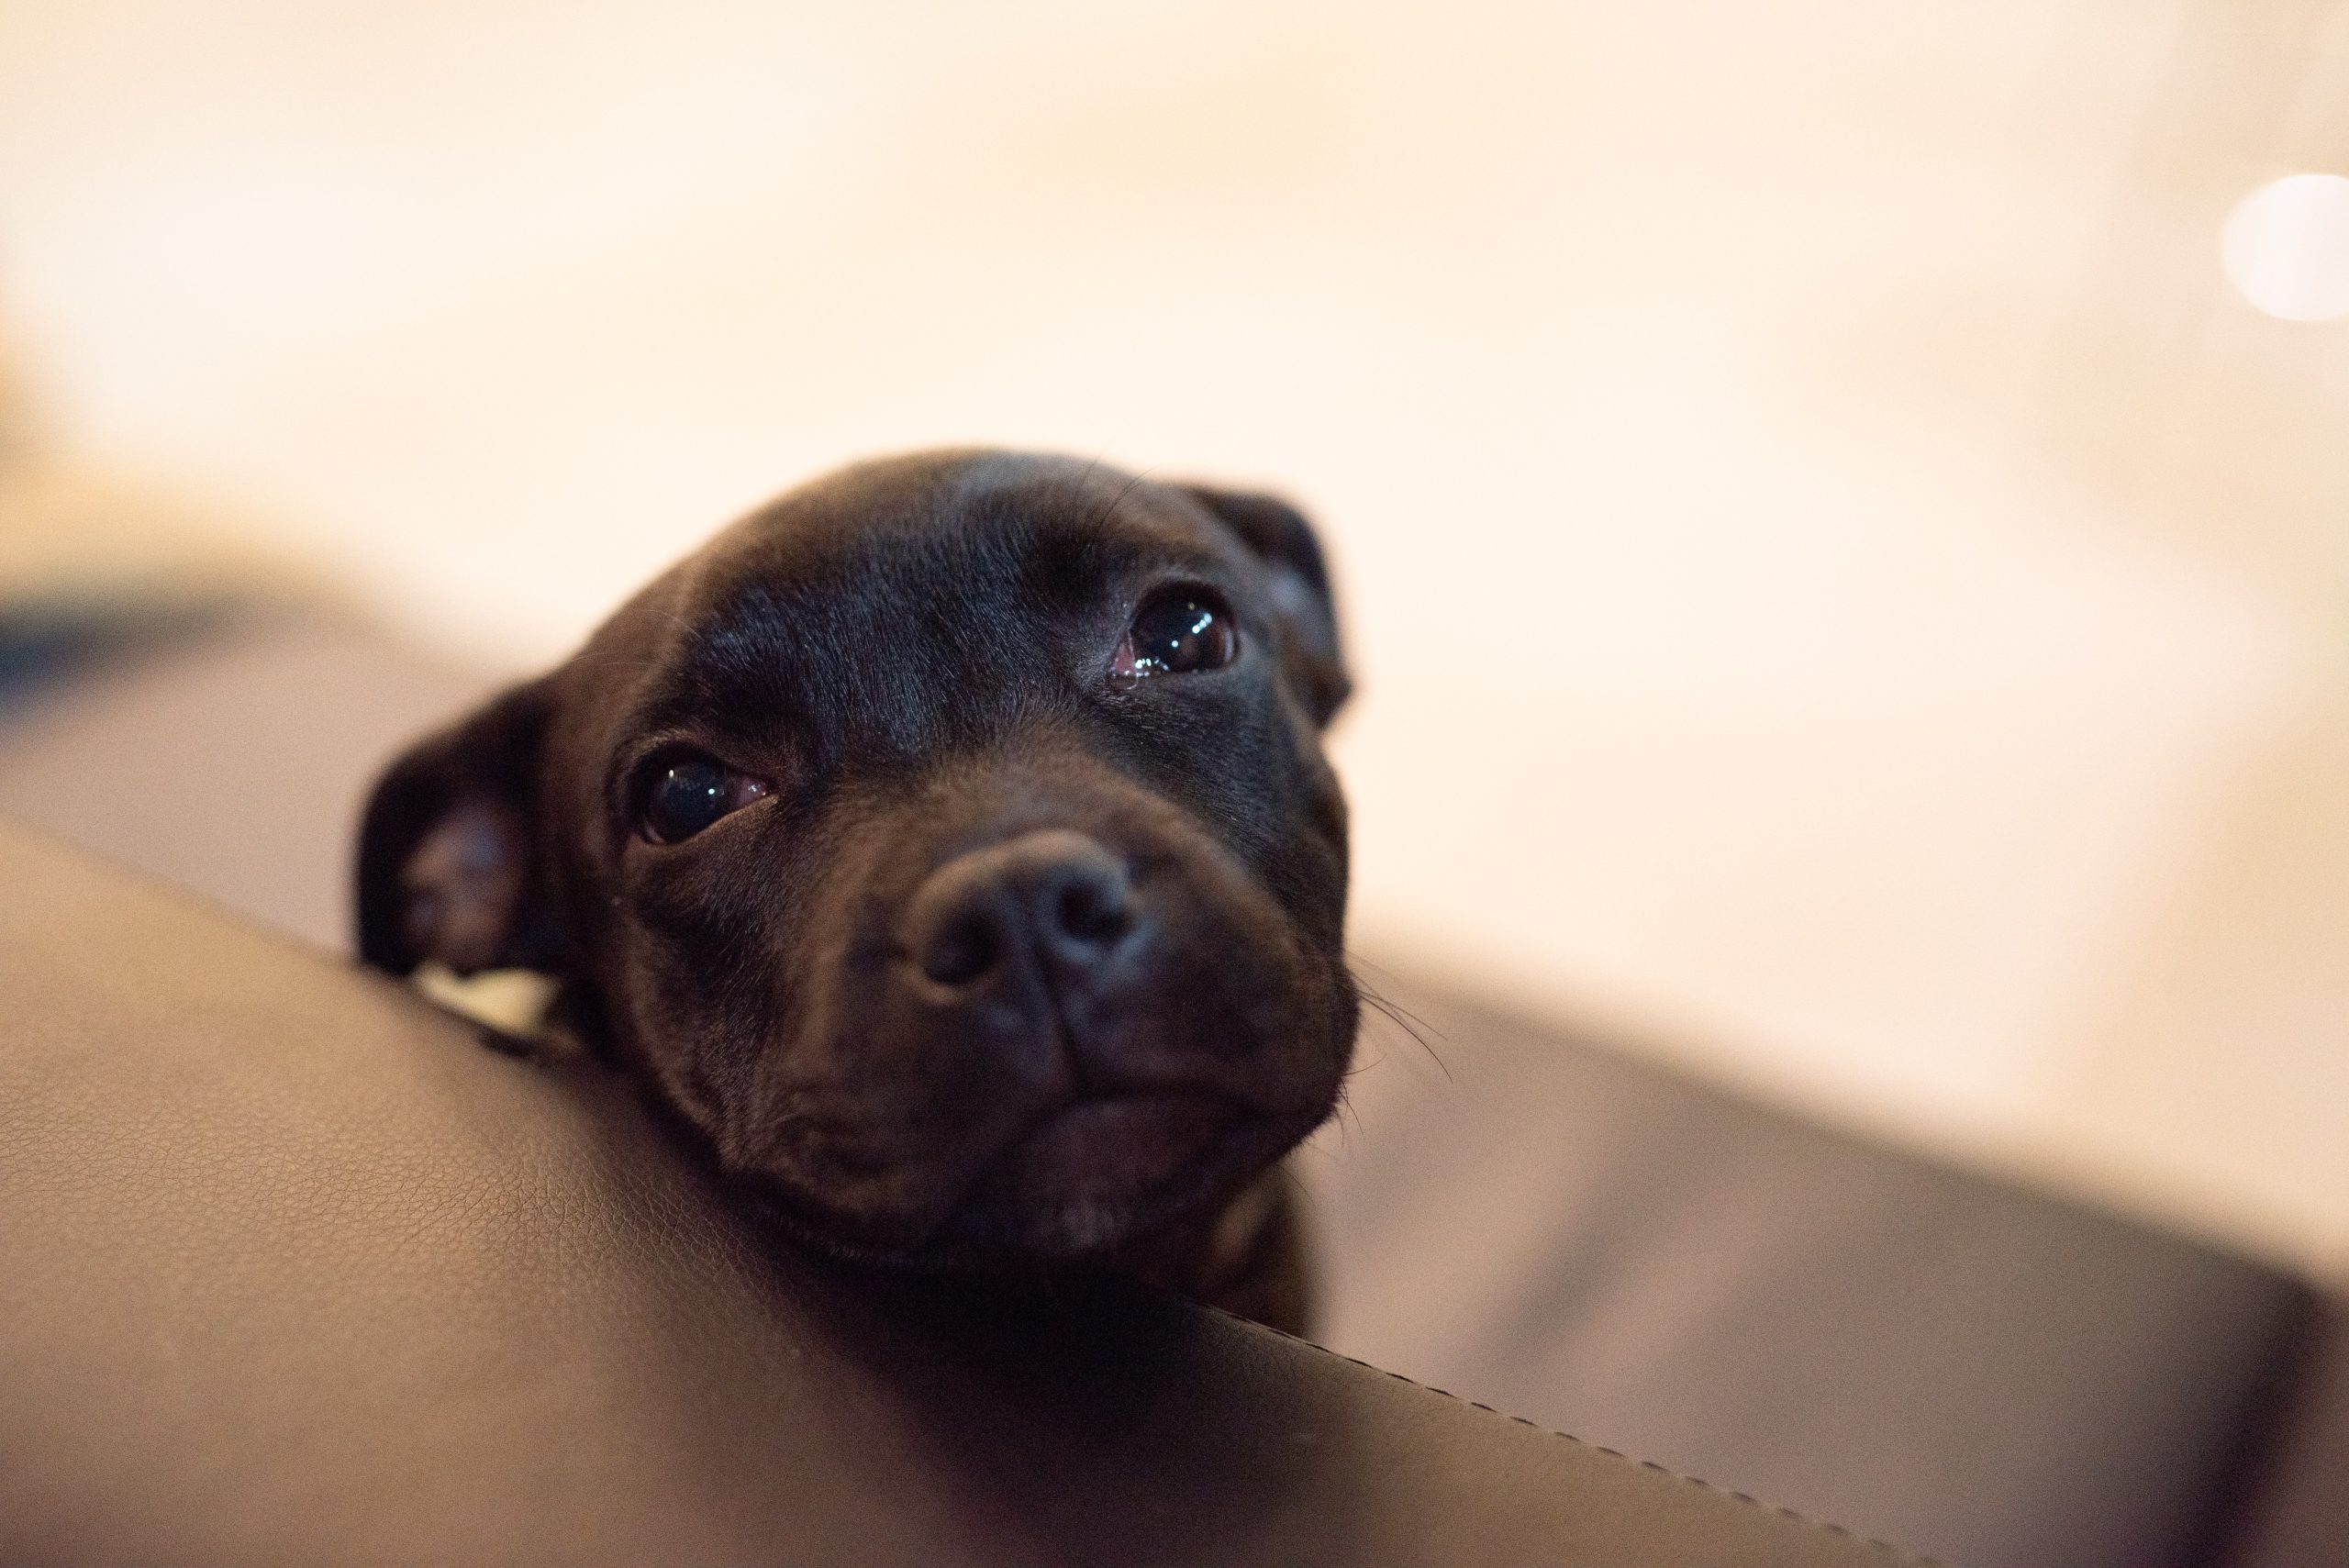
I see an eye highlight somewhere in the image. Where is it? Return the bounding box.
[1111,591,1237,688]
[636,751,771,844]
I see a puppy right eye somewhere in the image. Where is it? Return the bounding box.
[638,751,770,844]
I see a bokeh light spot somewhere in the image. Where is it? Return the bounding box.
[2221,172,2349,322]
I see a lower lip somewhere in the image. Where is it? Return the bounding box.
[1000,1090,1244,1206]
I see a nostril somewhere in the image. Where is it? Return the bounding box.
[921,909,1000,988]
[900,832,1138,996]
[1052,873,1132,951]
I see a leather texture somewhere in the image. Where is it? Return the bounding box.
[2221,1296,2349,1568]
[0,606,495,947]
[1299,986,2326,1568]
[0,823,1906,1568]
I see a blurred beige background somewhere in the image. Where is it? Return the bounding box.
[4,0,2344,1270]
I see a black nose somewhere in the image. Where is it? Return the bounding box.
[901,829,1140,994]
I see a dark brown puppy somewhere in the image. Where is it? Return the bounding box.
[354,451,1356,1332]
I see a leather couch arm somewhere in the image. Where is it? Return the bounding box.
[0,822,1909,1567]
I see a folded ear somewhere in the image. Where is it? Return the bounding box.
[1179,484,1351,727]
[353,679,560,977]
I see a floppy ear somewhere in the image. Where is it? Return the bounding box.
[1179,485,1351,727]
[353,679,561,977]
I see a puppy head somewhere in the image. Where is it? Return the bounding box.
[357,451,1355,1266]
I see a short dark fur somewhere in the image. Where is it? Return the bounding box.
[355,451,1356,1331]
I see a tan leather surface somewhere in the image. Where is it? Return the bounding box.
[0,822,1908,1567]
[0,609,495,951]
[2224,1296,2349,1568]
[1303,988,2324,1568]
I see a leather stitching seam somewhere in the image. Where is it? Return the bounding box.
[1209,1307,1944,1567]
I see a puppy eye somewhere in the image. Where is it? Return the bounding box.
[1111,591,1237,687]
[638,751,770,844]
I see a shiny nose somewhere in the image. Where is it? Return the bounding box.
[901,829,1139,994]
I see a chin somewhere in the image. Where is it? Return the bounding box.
[933,1104,1319,1267]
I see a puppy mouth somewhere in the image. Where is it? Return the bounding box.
[1003,1089,1241,1200]
[736,1084,1309,1271]
[942,1086,1286,1260]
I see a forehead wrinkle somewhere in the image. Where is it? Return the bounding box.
[621,473,1244,759]
[626,549,997,762]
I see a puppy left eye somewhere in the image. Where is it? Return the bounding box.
[639,751,770,844]
[1111,592,1237,687]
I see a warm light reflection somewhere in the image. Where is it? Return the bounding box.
[2221,172,2349,322]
